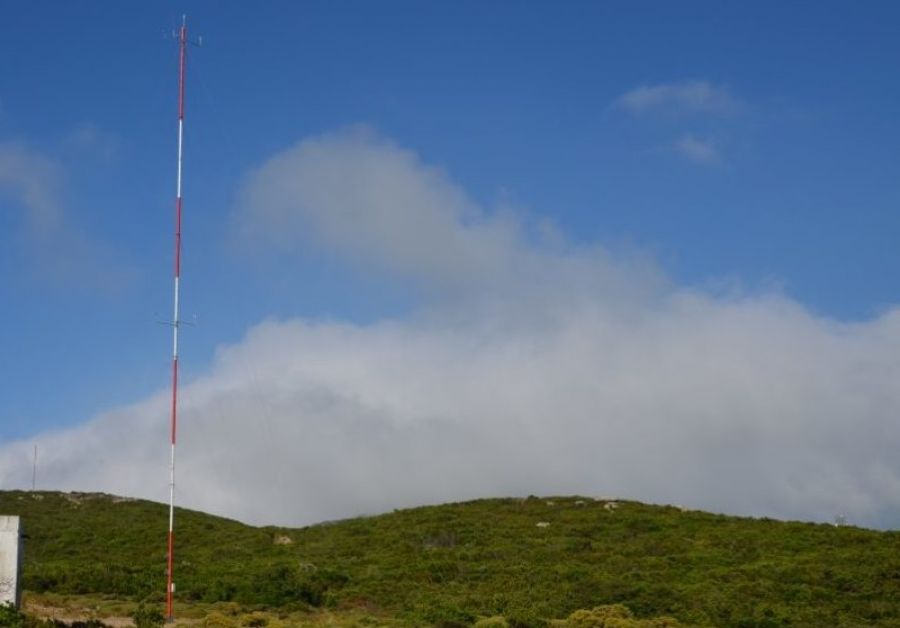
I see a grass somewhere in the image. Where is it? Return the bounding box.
[1,490,899,626]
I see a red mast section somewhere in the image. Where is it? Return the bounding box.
[166,15,188,623]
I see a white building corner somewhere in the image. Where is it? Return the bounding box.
[0,516,23,609]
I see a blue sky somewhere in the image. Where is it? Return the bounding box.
[1,2,899,526]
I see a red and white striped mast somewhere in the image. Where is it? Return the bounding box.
[166,14,188,623]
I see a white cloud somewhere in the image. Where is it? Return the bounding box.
[2,130,899,529]
[0,141,65,234]
[617,80,738,115]
[0,141,129,289]
[674,134,721,164]
[231,127,663,306]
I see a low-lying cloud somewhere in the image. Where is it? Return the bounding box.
[2,129,898,529]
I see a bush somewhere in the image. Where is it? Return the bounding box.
[0,603,26,628]
[566,605,633,627]
[203,612,239,628]
[564,605,681,628]
[506,612,549,628]
[236,563,329,607]
[131,603,165,628]
[240,611,269,627]
[475,617,510,627]
[421,602,476,627]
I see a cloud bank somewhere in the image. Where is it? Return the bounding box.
[2,129,898,529]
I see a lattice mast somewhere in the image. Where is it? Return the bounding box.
[166,15,188,623]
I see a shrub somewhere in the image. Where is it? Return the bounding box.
[421,602,476,627]
[564,605,682,628]
[475,617,510,627]
[203,611,239,628]
[0,603,26,628]
[131,603,165,628]
[240,611,269,627]
[236,563,328,607]
[566,605,632,627]
[506,612,549,628]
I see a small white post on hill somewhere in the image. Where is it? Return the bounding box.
[31,445,37,492]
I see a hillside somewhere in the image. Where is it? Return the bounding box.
[1,490,899,626]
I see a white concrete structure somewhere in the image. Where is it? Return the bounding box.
[0,516,23,608]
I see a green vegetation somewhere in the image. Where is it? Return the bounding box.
[2,602,113,628]
[1,491,899,626]
[130,603,164,628]
[0,603,26,628]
